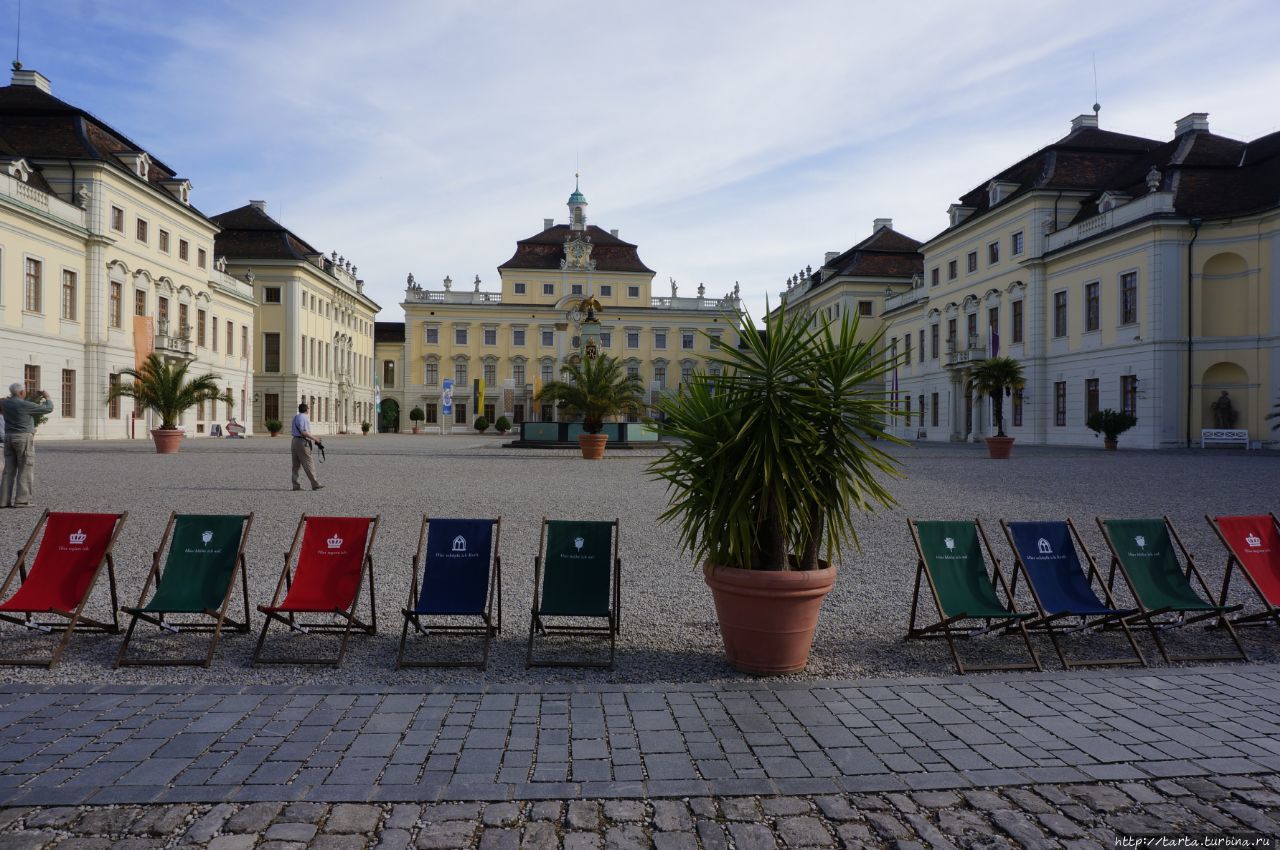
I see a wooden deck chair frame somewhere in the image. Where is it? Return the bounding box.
[526,517,621,670]
[0,509,127,668]
[905,518,1041,675]
[999,518,1146,669]
[1095,515,1247,664]
[397,516,502,669]
[115,512,254,668]
[1206,511,1280,629]
[251,514,381,667]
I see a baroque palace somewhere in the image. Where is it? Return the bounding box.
[373,182,741,432]
[0,67,377,439]
[781,112,1280,449]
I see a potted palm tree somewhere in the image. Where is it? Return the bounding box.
[535,354,646,459]
[1087,408,1138,450]
[650,306,901,674]
[967,356,1025,459]
[107,354,224,454]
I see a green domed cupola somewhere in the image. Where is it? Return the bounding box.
[567,173,588,231]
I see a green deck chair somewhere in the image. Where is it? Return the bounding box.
[906,519,1040,674]
[1096,516,1247,663]
[116,513,253,668]
[526,518,621,669]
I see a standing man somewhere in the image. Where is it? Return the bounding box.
[1,382,54,508]
[290,402,324,491]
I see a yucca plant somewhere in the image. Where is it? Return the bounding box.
[967,356,1025,437]
[649,305,902,571]
[534,354,646,433]
[107,354,223,430]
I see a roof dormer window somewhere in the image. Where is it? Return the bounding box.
[5,158,32,183]
[161,178,192,205]
[117,151,151,180]
[1097,191,1130,213]
[947,204,975,227]
[987,180,1018,207]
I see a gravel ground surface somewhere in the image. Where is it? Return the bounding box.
[0,435,1276,687]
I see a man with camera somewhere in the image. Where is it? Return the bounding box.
[1,383,54,508]
[290,401,324,491]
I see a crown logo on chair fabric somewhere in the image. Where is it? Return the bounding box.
[69,529,87,545]
[1245,532,1262,548]
[327,534,344,549]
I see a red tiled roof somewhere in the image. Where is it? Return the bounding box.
[498,224,654,273]
[817,226,923,282]
[211,204,323,261]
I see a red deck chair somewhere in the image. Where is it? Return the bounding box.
[0,510,127,667]
[1207,513,1280,628]
[251,515,380,667]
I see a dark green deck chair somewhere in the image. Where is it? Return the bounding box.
[1097,516,1247,663]
[116,513,253,668]
[526,518,620,669]
[906,519,1040,674]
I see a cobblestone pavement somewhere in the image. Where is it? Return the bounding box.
[3,775,1279,848]
[2,666,1278,809]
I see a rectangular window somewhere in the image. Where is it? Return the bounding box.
[514,282,526,294]
[383,360,395,388]
[136,219,148,243]
[425,326,439,344]
[931,392,939,427]
[211,317,218,352]
[158,296,169,328]
[264,287,281,304]
[424,361,438,385]
[542,283,555,296]
[1085,378,1100,419]
[627,364,640,380]
[158,229,170,253]
[948,260,957,280]
[1013,391,1023,427]
[918,329,925,364]
[109,282,122,328]
[483,328,497,345]
[600,285,612,297]
[513,328,525,346]
[988,306,999,344]
[424,403,438,424]
[513,404,525,424]
[541,362,554,384]
[455,327,468,345]
[966,251,977,273]
[1012,300,1024,344]
[484,403,496,422]
[241,326,248,358]
[1053,291,1068,338]
[626,331,640,348]
[108,373,121,419]
[1121,375,1138,418]
[680,364,694,384]
[1054,382,1066,426]
[600,331,612,348]
[24,365,39,396]
[264,393,279,423]
[455,402,467,425]
[179,303,189,338]
[681,332,695,350]
[1085,281,1100,332]
[61,369,75,417]
[966,313,977,346]
[1120,272,1138,325]
[1012,231,1024,255]
[930,268,939,287]
[24,257,41,312]
[858,301,873,317]
[513,362,525,385]
[483,363,497,385]
[904,396,912,427]
[197,248,207,269]
[455,363,467,385]
[930,324,939,359]
[571,283,583,295]
[987,242,999,265]
[540,329,554,347]
[654,331,667,349]
[111,206,124,232]
[654,365,666,389]
[628,286,640,298]
[226,322,234,355]
[179,239,189,261]
[134,289,146,317]
[61,270,77,320]
[263,332,281,372]
[904,334,912,364]
[197,309,207,347]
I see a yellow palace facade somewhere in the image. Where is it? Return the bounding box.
[377,183,741,431]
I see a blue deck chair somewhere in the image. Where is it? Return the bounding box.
[1001,519,1145,669]
[397,517,501,668]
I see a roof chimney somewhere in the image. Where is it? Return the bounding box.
[824,251,840,263]
[610,229,619,238]
[10,68,51,94]
[249,199,267,213]
[1174,112,1210,136]
[873,218,893,232]
[1070,114,1099,131]
[543,218,554,230]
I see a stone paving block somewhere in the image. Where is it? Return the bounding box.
[325,803,382,833]
[478,828,520,850]
[414,820,477,848]
[207,838,258,850]
[225,801,283,832]
[523,821,561,850]
[729,821,781,850]
[564,832,603,850]
[310,836,370,850]
[568,800,601,830]
[375,829,412,850]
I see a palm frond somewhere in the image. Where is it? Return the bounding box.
[107,354,223,429]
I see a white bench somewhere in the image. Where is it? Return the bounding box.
[1201,428,1251,449]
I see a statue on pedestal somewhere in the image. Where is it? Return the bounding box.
[1211,390,1238,429]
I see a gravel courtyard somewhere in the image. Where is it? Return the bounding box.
[0,434,1276,686]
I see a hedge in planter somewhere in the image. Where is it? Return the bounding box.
[649,305,902,673]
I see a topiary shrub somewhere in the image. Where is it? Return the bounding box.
[265,419,283,435]
[494,415,511,433]
[474,416,489,432]
[1086,409,1137,448]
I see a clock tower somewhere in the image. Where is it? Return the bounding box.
[567,174,588,231]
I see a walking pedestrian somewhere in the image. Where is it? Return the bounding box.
[1,382,54,508]
[290,402,324,491]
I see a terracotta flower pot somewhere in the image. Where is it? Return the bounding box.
[985,435,1014,459]
[578,433,608,460]
[704,560,837,675]
[1103,439,1118,451]
[150,428,183,454]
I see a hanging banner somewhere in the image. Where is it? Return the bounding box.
[133,316,154,369]
[475,377,485,416]
[442,378,454,416]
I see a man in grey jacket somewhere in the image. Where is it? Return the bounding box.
[1,382,54,508]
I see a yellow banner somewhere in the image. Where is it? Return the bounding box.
[477,378,485,413]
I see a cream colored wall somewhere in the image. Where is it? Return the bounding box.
[497,268,653,307]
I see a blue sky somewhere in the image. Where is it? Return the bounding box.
[6,0,1280,319]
